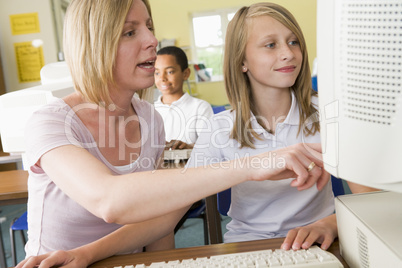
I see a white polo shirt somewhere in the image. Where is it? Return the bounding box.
[154,93,213,144]
[186,93,335,243]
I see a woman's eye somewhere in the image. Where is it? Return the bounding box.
[124,30,135,37]
[266,43,275,48]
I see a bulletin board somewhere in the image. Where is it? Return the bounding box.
[14,41,45,83]
[9,12,40,35]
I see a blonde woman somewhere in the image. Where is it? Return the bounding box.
[18,1,330,267]
[187,2,374,252]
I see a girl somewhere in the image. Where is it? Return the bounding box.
[187,2,373,252]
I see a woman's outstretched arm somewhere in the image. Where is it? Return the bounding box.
[40,143,328,225]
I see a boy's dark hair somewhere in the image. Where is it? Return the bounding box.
[157,46,188,71]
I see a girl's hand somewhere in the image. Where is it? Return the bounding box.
[281,214,338,251]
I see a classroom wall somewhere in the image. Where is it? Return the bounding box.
[149,0,317,106]
[0,0,58,92]
[0,0,317,103]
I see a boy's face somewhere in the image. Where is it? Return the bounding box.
[154,54,190,96]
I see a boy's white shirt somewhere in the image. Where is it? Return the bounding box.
[154,93,214,144]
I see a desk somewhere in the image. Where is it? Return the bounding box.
[89,238,349,268]
[0,170,28,206]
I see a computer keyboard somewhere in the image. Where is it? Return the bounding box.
[163,149,192,161]
[113,246,344,267]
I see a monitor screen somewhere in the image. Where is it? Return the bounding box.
[317,0,402,192]
[0,81,74,154]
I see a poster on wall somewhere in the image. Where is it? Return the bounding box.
[9,13,40,35]
[14,41,45,83]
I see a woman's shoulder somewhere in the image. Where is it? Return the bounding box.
[31,97,72,120]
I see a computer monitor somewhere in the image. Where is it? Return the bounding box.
[317,0,402,267]
[317,0,402,193]
[0,62,74,168]
[0,82,73,151]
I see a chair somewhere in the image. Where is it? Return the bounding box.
[174,200,208,245]
[331,176,345,197]
[206,177,346,244]
[212,105,226,114]
[9,211,27,266]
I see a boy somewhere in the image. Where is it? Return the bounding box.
[154,46,213,149]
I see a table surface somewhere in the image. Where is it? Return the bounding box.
[89,238,349,268]
[0,169,28,206]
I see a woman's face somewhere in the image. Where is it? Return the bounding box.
[242,15,302,92]
[113,0,158,92]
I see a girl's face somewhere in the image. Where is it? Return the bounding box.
[242,15,302,92]
[113,0,158,92]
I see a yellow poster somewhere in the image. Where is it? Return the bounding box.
[14,41,45,83]
[10,13,40,35]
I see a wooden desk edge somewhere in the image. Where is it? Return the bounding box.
[89,238,349,268]
[0,170,28,206]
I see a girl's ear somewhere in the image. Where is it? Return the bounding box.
[183,68,191,80]
[242,61,248,73]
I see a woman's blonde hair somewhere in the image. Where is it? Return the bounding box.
[224,2,319,148]
[63,0,153,106]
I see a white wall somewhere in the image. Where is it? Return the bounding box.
[0,0,58,92]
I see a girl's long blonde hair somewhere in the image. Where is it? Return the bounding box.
[224,2,319,148]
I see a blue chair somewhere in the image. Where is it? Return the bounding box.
[312,75,318,92]
[331,176,345,197]
[9,211,27,266]
[212,105,226,114]
[217,189,231,216]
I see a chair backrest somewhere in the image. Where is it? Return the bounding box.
[212,105,226,114]
[331,176,345,197]
[217,188,231,216]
